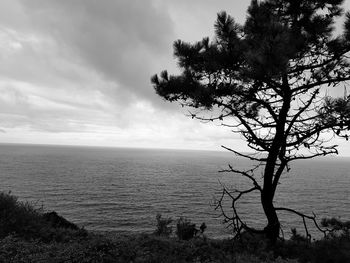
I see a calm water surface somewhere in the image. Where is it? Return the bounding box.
[0,144,349,238]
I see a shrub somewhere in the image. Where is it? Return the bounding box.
[290,228,309,243]
[0,191,86,242]
[176,217,198,240]
[154,213,173,237]
[0,191,44,239]
[321,217,350,238]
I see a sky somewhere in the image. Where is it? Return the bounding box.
[0,0,350,156]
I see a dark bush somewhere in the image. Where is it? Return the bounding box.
[290,228,309,243]
[0,192,44,239]
[0,192,86,242]
[176,217,198,240]
[321,217,350,238]
[154,213,173,237]
[321,217,350,230]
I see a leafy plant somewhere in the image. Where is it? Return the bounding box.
[321,217,350,238]
[0,191,43,239]
[0,191,86,242]
[154,213,173,237]
[176,217,198,240]
[290,228,308,243]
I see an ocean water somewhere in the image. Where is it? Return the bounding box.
[0,143,349,239]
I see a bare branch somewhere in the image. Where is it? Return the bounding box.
[275,207,330,240]
[221,145,267,162]
[219,164,262,191]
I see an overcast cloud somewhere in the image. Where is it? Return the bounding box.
[0,0,349,155]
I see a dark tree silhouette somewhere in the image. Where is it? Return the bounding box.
[151,0,350,243]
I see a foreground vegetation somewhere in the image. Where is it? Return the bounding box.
[0,192,349,262]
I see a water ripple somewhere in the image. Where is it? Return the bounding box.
[0,144,349,238]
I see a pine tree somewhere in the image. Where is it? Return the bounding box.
[151,0,350,243]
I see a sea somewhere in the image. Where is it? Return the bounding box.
[0,143,349,239]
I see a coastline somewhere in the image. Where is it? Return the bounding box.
[1,192,349,262]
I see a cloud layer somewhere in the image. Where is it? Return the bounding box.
[0,0,349,155]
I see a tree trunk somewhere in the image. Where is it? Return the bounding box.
[261,188,280,243]
[261,154,281,243]
[260,77,290,243]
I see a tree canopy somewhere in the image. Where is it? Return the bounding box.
[152,0,350,243]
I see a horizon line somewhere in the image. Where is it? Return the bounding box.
[0,142,349,158]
